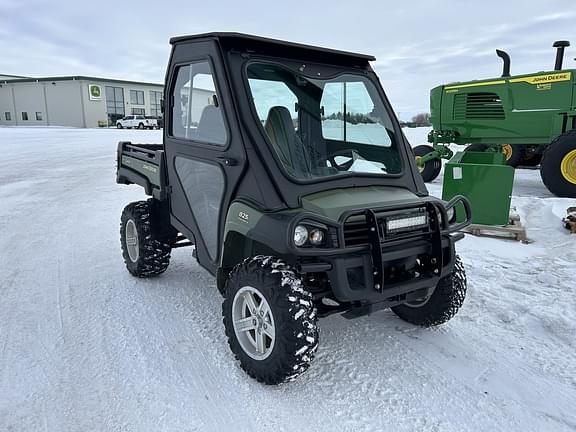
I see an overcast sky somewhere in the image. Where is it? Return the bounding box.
[1,0,574,119]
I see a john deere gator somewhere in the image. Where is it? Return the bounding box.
[416,40,576,198]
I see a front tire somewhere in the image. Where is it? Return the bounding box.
[223,256,319,384]
[540,131,576,198]
[116,123,123,129]
[120,200,172,277]
[413,145,441,182]
[391,256,467,327]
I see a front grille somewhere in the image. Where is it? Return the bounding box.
[343,208,432,247]
[453,92,505,120]
[343,216,371,247]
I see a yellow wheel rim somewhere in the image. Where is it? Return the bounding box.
[502,144,513,161]
[415,156,424,173]
[560,149,576,184]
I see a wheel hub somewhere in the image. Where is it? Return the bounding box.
[502,144,513,161]
[125,219,139,262]
[561,149,576,185]
[415,156,425,173]
[232,286,276,360]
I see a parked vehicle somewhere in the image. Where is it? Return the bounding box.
[116,115,155,129]
[145,116,162,129]
[116,32,472,384]
[417,40,576,198]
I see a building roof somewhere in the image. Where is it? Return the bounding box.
[0,74,30,80]
[169,32,376,62]
[0,75,163,87]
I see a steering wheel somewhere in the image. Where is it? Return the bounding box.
[327,149,359,171]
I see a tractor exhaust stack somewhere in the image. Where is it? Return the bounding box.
[496,49,511,77]
[553,40,570,71]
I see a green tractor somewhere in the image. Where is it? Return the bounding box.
[416,40,576,198]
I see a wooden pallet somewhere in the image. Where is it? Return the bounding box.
[463,214,530,243]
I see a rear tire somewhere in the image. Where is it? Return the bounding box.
[138,123,144,129]
[223,256,319,384]
[413,145,442,182]
[540,131,576,197]
[120,200,172,278]
[391,256,467,327]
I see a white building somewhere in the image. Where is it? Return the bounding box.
[0,75,164,128]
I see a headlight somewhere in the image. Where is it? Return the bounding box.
[294,225,308,246]
[309,229,324,245]
[386,212,428,233]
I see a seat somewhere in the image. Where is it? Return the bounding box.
[264,106,311,177]
[196,105,226,145]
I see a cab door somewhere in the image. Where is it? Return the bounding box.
[164,40,246,275]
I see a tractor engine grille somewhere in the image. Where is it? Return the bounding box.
[453,92,505,120]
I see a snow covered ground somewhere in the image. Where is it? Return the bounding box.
[0,127,575,431]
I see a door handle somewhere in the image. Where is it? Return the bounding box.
[217,157,238,166]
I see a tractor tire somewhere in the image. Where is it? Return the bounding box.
[223,256,319,385]
[413,145,442,183]
[501,144,525,168]
[540,131,576,198]
[120,200,172,277]
[391,256,467,327]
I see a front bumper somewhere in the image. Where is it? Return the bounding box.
[296,196,471,305]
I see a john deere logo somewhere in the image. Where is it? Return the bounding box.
[89,84,102,100]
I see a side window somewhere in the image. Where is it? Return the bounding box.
[321,81,391,147]
[171,61,227,146]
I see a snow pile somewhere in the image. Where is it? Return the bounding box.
[0,127,575,431]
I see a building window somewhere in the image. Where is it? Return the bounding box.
[132,108,145,115]
[106,86,125,125]
[22,112,28,121]
[150,90,162,117]
[36,112,43,121]
[4,112,11,121]
[130,90,144,105]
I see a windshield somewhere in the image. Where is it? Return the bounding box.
[247,63,402,181]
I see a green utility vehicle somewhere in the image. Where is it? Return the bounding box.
[116,33,472,384]
[416,41,576,198]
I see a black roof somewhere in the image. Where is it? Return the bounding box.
[169,32,376,62]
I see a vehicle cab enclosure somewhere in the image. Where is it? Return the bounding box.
[117,32,470,316]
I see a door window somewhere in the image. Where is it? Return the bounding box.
[171,61,227,145]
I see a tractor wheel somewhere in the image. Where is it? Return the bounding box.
[391,256,467,327]
[120,199,173,277]
[222,256,319,384]
[540,131,576,198]
[501,144,525,168]
[413,145,441,183]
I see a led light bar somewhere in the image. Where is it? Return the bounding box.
[386,213,428,233]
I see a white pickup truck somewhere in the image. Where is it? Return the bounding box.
[116,115,158,130]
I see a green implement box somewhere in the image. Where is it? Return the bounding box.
[442,151,514,225]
